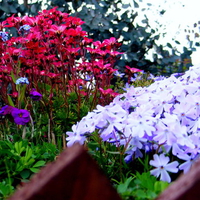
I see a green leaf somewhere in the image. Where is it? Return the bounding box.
[32,160,46,168]
[106,150,120,155]
[7,95,15,107]
[175,40,180,44]
[16,162,24,172]
[14,141,25,155]
[154,181,169,194]
[25,146,33,161]
[30,168,40,173]
[134,1,139,8]
[20,170,30,179]
[117,177,134,194]
[0,182,13,196]
[18,84,27,102]
[10,71,17,83]
[167,43,172,48]
[135,189,146,198]
[24,158,35,166]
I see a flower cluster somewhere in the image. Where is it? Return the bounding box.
[66,63,200,182]
[0,7,122,107]
[0,31,8,42]
[16,77,29,85]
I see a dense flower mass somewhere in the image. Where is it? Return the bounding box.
[66,63,200,182]
[0,7,122,110]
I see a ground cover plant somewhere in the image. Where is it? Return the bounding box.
[0,6,197,200]
[67,64,200,198]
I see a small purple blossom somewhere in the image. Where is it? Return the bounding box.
[84,74,93,81]
[19,24,31,32]
[178,153,197,174]
[150,154,179,183]
[66,124,86,147]
[30,89,42,101]
[114,70,125,78]
[11,108,30,125]
[0,31,8,42]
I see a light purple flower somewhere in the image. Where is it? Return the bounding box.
[66,124,86,147]
[178,153,197,174]
[114,70,125,78]
[19,24,31,32]
[16,77,29,85]
[0,31,8,42]
[150,154,179,183]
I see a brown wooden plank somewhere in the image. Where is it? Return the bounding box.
[156,158,200,200]
[8,143,122,200]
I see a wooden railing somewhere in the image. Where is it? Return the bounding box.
[8,144,122,200]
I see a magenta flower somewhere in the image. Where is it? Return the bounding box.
[30,89,42,101]
[11,108,30,125]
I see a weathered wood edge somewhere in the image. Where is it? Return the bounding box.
[8,143,122,200]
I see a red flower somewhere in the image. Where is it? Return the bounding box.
[99,88,119,97]
[46,72,60,79]
[125,66,143,73]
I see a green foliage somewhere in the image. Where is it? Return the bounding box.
[114,172,169,200]
[0,179,14,200]
[0,139,58,198]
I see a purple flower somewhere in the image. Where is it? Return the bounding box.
[150,154,179,183]
[0,31,8,42]
[0,105,14,116]
[114,70,125,78]
[66,124,86,147]
[30,89,42,101]
[19,24,31,32]
[11,108,30,125]
[178,153,197,174]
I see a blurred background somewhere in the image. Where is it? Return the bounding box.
[1,0,200,75]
